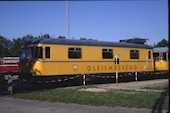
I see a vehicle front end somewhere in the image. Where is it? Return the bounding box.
[19,45,43,81]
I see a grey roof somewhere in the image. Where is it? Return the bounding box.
[153,47,169,53]
[25,38,153,49]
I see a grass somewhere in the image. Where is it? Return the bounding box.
[9,87,169,111]
[142,84,168,90]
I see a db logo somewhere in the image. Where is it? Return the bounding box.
[73,65,78,70]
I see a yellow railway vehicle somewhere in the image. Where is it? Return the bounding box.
[153,47,169,71]
[19,38,154,81]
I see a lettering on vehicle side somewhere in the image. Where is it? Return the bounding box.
[87,65,137,72]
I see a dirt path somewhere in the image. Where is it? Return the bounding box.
[76,79,168,93]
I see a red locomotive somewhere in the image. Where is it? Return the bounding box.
[0,57,20,74]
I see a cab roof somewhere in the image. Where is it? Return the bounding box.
[25,38,153,49]
[153,47,168,53]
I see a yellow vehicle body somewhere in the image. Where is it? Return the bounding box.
[19,38,154,79]
[31,45,153,76]
[155,61,169,71]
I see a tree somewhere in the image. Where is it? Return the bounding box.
[1,34,55,57]
[0,42,3,57]
[0,35,12,57]
[155,39,168,47]
[10,35,34,56]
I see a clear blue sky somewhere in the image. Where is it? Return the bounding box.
[0,0,168,45]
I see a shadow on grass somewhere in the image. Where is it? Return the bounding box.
[151,84,169,113]
[9,76,115,94]
[14,78,116,93]
[13,80,82,93]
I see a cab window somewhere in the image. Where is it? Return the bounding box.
[35,47,43,58]
[148,51,151,59]
[162,52,166,60]
[153,53,159,61]
[45,47,50,58]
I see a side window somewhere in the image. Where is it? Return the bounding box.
[45,47,50,58]
[167,53,169,60]
[35,47,43,58]
[4,61,17,65]
[130,50,139,59]
[162,52,166,60]
[153,53,159,61]
[148,51,151,59]
[102,49,113,59]
[68,47,82,59]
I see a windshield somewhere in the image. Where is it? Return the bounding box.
[20,47,33,60]
[20,47,43,60]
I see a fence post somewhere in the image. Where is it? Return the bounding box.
[116,71,118,85]
[8,75,13,95]
[83,74,86,85]
[135,72,138,81]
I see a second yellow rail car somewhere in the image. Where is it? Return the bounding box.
[19,38,154,81]
[153,47,169,71]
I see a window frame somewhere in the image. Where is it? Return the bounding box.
[45,47,50,58]
[130,50,139,59]
[35,47,43,59]
[162,52,167,61]
[68,47,82,59]
[148,51,151,59]
[102,48,113,59]
[153,53,159,61]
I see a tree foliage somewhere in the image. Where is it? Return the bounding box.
[10,35,34,56]
[0,35,34,57]
[0,35,12,57]
[0,34,53,57]
[155,39,168,47]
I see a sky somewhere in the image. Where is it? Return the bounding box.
[0,0,168,45]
